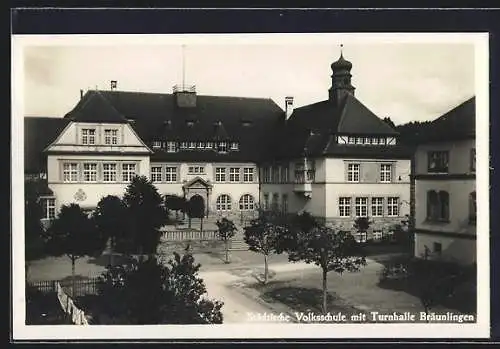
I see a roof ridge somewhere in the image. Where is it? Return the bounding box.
[95,90,128,121]
[100,89,276,102]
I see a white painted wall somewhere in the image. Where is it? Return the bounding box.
[414,233,476,265]
[414,139,475,175]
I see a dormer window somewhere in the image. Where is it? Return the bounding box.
[166,141,177,153]
[218,142,228,153]
[206,142,213,149]
[152,141,162,149]
[189,142,196,149]
[198,142,205,149]
[81,128,96,145]
[104,129,119,145]
[230,142,239,151]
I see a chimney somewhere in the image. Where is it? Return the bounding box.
[173,84,197,108]
[110,80,117,91]
[285,96,294,120]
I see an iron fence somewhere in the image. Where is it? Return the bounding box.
[161,230,220,241]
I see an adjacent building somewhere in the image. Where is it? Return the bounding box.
[25,52,412,240]
[413,96,476,265]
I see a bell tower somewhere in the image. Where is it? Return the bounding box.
[328,45,356,104]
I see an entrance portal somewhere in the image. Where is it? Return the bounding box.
[189,194,205,218]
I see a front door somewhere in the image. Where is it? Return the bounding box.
[189,194,206,218]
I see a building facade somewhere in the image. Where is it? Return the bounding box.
[413,97,476,265]
[25,52,412,238]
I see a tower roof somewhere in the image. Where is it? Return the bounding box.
[331,52,353,72]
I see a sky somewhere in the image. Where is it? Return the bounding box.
[21,36,476,125]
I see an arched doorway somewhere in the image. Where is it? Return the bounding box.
[189,194,206,218]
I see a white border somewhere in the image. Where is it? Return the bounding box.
[12,32,490,340]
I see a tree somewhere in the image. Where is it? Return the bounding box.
[216,218,237,264]
[45,203,106,297]
[281,213,367,314]
[92,195,128,266]
[165,195,185,221]
[24,183,46,279]
[392,214,412,249]
[96,249,224,324]
[243,215,285,284]
[122,176,168,257]
[383,117,397,129]
[353,217,372,243]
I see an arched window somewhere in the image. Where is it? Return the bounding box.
[216,194,232,211]
[427,190,438,220]
[438,191,450,221]
[469,191,476,223]
[239,194,255,210]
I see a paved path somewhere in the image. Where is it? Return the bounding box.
[199,262,322,323]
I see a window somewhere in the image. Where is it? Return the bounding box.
[470,148,476,172]
[348,137,355,144]
[364,137,371,145]
[231,142,239,150]
[215,167,226,182]
[272,166,280,183]
[197,142,205,149]
[356,137,363,144]
[62,163,78,182]
[428,151,449,173]
[355,232,368,243]
[206,142,213,149]
[216,194,232,211]
[380,164,392,183]
[347,164,360,182]
[469,191,476,223]
[263,167,272,183]
[355,197,368,217]
[180,142,188,149]
[152,141,162,149]
[263,193,269,210]
[166,141,177,153]
[281,165,289,183]
[306,170,315,182]
[371,197,384,217]
[433,242,442,255]
[102,163,117,182]
[189,142,196,149]
[387,197,399,217]
[218,142,228,153]
[282,194,288,213]
[41,198,56,220]
[379,138,386,145]
[229,168,240,182]
[239,194,255,210]
[271,193,280,211]
[122,163,137,182]
[243,168,254,182]
[104,129,118,145]
[151,166,162,182]
[372,138,380,145]
[81,128,96,145]
[188,166,205,175]
[339,197,351,217]
[426,190,450,221]
[373,230,383,241]
[165,167,177,182]
[83,163,97,182]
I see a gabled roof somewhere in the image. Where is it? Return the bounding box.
[24,117,71,173]
[64,91,128,123]
[265,93,400,161]
[421,96,475,143]
[337,94,398,135]
[24,90,282,164]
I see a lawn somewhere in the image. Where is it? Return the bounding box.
[241,257,440,323]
